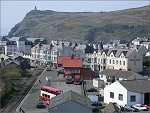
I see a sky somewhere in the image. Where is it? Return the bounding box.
[1,1,149,36]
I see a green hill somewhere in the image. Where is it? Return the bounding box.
[8,5,150,42]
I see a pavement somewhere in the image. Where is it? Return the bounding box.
[16,69,83,113]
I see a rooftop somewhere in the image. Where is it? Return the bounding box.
[100,69,145,80]
[49,90,91,109]
[120,79,150,93]
[58,56,82,68]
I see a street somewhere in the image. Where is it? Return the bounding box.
[16,69,83,113]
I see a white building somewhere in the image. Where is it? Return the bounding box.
[0,37,32,55]
[104,80,150,106]
[9,37,32,54]
[85,48,143,73]
[106,49,143,72]
[31,44,51,65]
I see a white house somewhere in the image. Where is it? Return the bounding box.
[0,37,32,55]
[85,48,143,73]
[9,37,32,54]
[104,80,150,106]
[31,44,51,65]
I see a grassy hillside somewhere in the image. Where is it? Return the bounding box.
[8,5,150,42]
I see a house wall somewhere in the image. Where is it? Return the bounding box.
[6,45,17,55]
[64,68,80,75]
[93,79,99,88]
[97,52,107,71]
[104,81,127,106]
[87,49,143,73]
[106,53,128,71]
[127,50,143,72]
[127,91,144,106]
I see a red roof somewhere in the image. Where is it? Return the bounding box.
[57,56,82,68]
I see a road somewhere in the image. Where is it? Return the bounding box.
[16,69,82,113]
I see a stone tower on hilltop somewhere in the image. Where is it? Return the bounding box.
[34,5,37,10]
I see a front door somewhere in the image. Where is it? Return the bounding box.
[144,93,150,105]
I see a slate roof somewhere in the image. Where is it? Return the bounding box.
[0,37,9,41]
[100,48,136,58]
[10,37,26,41]
[100,69,145,80]
[120,79,150,93]
[102,49,109,55]
[49,90,91,109]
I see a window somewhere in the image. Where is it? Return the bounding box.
[120,61,122,65]
[103,66,106,70]
[110,92,114,99]
[123,61,125,66]
[98,58,100,63]
[130,95,136,102]
[103,59,106,64]
[94,58,97,63]
[116,60,118,64]
[119,94,123,101]
[113,60,115,64]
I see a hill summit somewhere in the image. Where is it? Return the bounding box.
[8,5,150,42]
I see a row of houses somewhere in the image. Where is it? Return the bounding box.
[1,36,150,72]
[0,37,32,55]
[85,48,143,72]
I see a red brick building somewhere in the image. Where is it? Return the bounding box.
[57,56,82,79]
[57,56,95,80]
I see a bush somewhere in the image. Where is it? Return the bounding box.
[1,87,16,108]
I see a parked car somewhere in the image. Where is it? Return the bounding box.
[143,104,150,110]
[132,104,148,111]
[123,105,138,112]
[36,101,46,109]
[65,76,74,84]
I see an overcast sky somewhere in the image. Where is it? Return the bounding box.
[1,1,149,36]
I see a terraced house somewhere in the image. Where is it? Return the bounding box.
[86,48,143,73]
[0,37,32,55]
